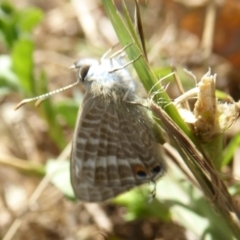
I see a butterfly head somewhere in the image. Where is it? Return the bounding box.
[71,59,99,84]
[71,58,135,100]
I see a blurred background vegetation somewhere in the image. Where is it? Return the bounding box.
[0,0,240,239]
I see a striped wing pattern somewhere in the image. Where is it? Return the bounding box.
[71,92,165,202]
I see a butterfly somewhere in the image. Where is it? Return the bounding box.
[70,55,165,202]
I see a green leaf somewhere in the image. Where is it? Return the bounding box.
[0,2,18,48]
[36,70,67,149]
[18,8,43,33]
[0,3,42,49]
[221,133,240,166]
[113,188,171,222]
[0,55,20,95]
[11,38,34,94]
[46,160,75,199]
[55,100,79,128]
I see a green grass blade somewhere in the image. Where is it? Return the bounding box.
[222,133,240,166]
[102,0,195,142]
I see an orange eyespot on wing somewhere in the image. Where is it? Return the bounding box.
[133,164,148,179]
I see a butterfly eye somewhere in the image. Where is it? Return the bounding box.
[151,165,162,175]
[79,64,91,82]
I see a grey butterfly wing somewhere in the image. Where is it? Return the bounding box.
[70,92,165,202]
[117,104,165,179]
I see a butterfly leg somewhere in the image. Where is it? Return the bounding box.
[108,42,133,60]
[100,43,121,61]
[108,54,142,73]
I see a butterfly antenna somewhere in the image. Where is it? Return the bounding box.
[14,80,79,110]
